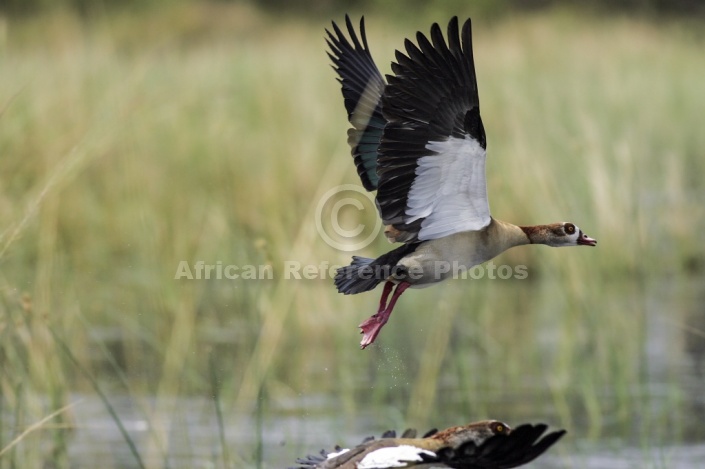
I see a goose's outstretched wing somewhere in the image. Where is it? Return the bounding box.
[377,17,490,242]
[291,423,564,468]
[326,15,386,191]
[426,424,566,469]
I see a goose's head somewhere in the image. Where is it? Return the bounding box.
[522,222,597,247]
[550,222,597,247]
[552,222,597,246]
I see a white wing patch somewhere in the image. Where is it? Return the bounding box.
[405,136,491,241]
[357,445,436,468]
[326,448,350,459]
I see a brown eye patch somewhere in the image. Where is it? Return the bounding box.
[564,223,576,234]
[494,423,506,434]
[550,225,566,236]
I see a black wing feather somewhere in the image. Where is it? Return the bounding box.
[428,423,566,469]
[376,18,486,240]
[326,16,386,191]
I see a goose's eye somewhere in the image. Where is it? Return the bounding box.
[564,223,576,235]
[494,424,505,433]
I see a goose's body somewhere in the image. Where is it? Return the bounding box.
[292,420,566,469]
[393,219,527,286]
[326,17,596,348]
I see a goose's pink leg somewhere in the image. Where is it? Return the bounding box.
[359,281,410,349]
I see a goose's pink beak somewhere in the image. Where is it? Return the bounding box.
[577,231,597,246]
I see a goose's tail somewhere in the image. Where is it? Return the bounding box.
[334,243,419,295]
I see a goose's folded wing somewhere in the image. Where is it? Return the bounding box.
[426,424,566,469]
[327,15,387,191]
[377,17,490,242]
[291,430,396,468]
[315,439,431,469]
[291,429,436,469]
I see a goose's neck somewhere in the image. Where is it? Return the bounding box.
[488,218,532,250]
[516,223,557,245]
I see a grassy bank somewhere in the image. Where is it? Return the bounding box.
[1,4,704,467]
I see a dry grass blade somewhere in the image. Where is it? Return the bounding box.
[0,400,81,458]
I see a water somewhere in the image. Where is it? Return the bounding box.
[58,392,705,468]
[3,275,704,468]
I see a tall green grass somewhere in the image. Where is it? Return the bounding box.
[1,4,704,467]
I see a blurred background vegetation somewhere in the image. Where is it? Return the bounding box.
[3,0,705,17]
[1,0,704,468]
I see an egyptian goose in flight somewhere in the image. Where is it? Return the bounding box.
[292,420,566,468]
[326,16,597,349]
